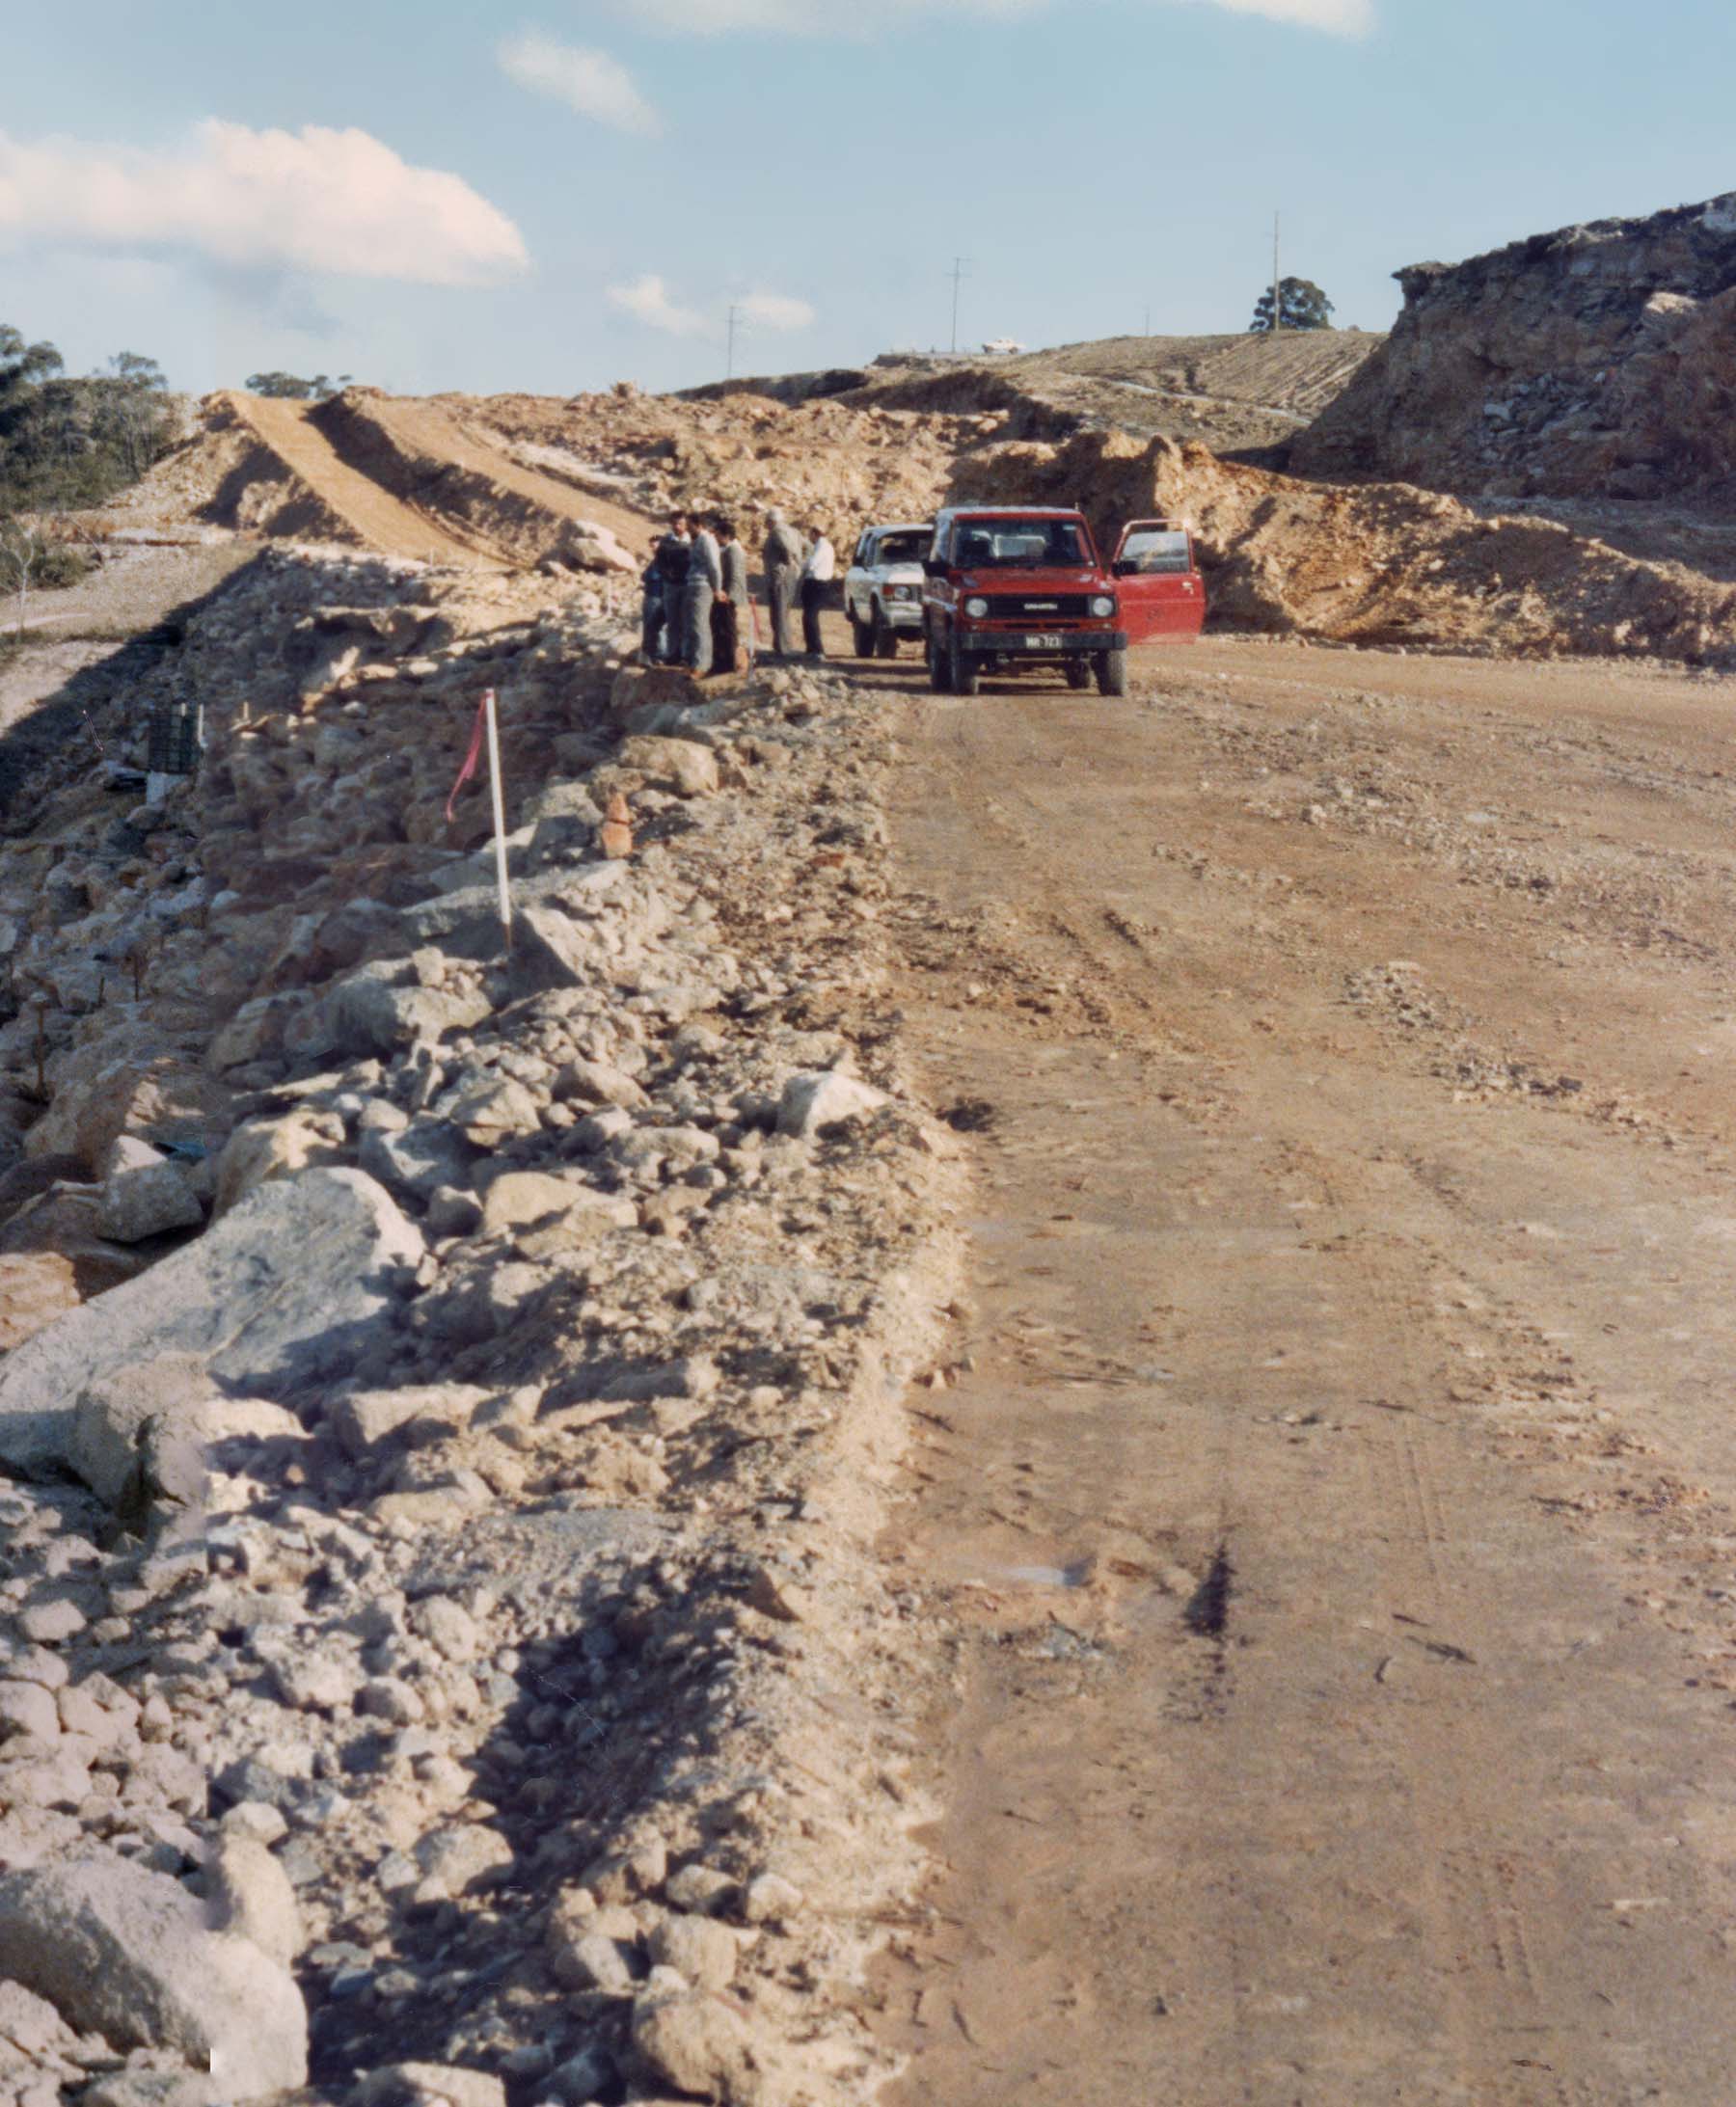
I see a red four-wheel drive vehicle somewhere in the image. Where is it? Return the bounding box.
[921,505,1207,699]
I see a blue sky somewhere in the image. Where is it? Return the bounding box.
[2,0,1730,396]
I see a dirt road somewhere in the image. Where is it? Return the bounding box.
[865,637,1736,2101]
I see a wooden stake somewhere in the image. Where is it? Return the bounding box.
[484,688,511,952]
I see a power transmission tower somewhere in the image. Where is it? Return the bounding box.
[1272,211,1282,335]
[947,257,973,355]
[726,302,747,380]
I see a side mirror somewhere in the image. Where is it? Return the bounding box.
[1112,560,1133,578]
[922,558,946,579]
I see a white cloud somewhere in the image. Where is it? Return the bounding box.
[607,273,713,336]
[606,277,818,338]
[499,29,662,135]
[601,0,1371,32]
[1199,0,1373,28]
[601,0,1042,28]
[739,290,816,331]
[0,122,528,285]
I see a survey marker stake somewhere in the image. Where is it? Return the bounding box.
[446,688,512,952]
[484,688,511,953]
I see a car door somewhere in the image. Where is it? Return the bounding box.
[847,533,872,616]
[1112,521,1207,642]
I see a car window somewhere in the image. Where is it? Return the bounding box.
[877,531,929,564]
[1120,529,1193,574]
[953,520,1087,567]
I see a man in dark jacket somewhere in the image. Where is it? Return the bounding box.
[652,514,692,662]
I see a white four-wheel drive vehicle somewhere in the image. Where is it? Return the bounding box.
[843,522,934,659]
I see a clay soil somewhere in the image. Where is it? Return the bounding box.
[854,632,1736,2102]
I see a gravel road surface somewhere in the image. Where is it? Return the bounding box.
[864,635,1736,2102]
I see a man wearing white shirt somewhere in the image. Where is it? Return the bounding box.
[800,525,835,659]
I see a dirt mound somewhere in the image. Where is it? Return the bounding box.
[1295,192,1736,508]
[107,391,656,574]
[952,427,1736,663]
[469,385,974,554]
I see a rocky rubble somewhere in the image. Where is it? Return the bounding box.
[0,546,963,2104]
[1294,190,1736,507]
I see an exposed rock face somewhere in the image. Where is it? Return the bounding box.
[1294,192,1736,504]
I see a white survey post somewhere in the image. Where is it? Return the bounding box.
[484,688,511,948]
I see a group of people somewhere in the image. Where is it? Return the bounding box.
[640,506,836,676]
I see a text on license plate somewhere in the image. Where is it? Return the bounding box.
[1023,633,1064,650]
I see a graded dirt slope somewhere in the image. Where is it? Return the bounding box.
[218,393,483,562]
[111,391,657,574]
[857,634,1736,2102]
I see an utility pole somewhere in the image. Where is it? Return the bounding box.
[947,257,973,356]
[1144,305,1151,338]
[1272,211,1283,335]
[726,302,746,381]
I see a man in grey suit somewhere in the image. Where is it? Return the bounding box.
[762,507,807,660]
[714,517,752,671]
[681,515,722,676]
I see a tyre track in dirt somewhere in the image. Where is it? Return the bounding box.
[864,641,1736,2102]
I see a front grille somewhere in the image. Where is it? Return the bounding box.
[982,593,1094,619]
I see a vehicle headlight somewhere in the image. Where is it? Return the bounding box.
[888,583,913,602]
[964,597,989,619]
[1091,594,1117,618]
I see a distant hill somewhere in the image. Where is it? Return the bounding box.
[683,330,1385,462]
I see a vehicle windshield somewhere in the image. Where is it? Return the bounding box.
[951,518,1088,568]
[1120,528,1193,574]
[876,530,930,565]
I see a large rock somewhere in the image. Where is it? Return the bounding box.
[631,1989,778,2104]
[95,1141,204,1245]
[0,1170,422,1480]
[616,736,719,799]
[324,971,493,1058]
[213,1112,339,1216]
[0,1853,308,2098]
[204,1833,303,1969]
[775,1069,889,1139]
[68,1354,306,1512]
[24,1044,227,1175]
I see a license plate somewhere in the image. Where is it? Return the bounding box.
[1023,633,1064,650]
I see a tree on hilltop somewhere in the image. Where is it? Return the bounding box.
[1250,279,1336,334]
[245,371,353,400]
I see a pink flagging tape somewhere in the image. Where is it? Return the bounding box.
[446,691,492,824]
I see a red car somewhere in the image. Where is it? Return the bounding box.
[921,505,1207,698]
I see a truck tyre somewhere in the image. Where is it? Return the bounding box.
[1065,660,1092,691]
[873,608,899,659]
[851,609,875,659]
[1097,648,1129,698]
[948,629,980,698]
[927,631,953,694]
